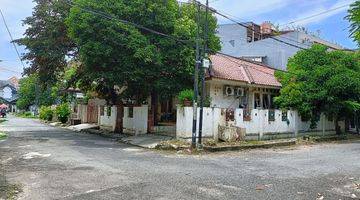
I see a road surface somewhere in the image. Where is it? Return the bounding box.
[0,116,359,199]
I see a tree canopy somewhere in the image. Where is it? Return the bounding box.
[347,1,360,46]
[16,74,58,110]
[15,0,76,87]
[66,0,220,104]
[275,44,360,134]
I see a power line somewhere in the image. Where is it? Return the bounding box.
[0,66,22,74]
[279,3,352,27]
[0,8,26,70]
[192,1,309,50]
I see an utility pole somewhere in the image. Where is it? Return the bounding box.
[191,1,201,149]
[198,0,209,147]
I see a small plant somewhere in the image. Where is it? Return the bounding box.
[24,112,32,117]
[0,132,7,140]
[55,103,71,124]
[39,106,54,121]
[178,89,194,106]
[203,96,212,107]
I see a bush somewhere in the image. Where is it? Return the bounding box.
[24,112,32,117]
[178,89,194,106]
[39,106,54,121]
[55,103,71,124]
[203,96,212,107]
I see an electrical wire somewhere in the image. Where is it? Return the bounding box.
[279,3,352,27]
[0,8,26,70]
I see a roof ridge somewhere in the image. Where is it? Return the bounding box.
[243,65,255,84]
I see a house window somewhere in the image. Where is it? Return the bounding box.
[107,106,111,117]
[128,107,134,118]
[100,106,105,116]
[254,93,261,108]
[270,94,276,109]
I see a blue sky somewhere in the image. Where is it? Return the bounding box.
[0,0,358,80]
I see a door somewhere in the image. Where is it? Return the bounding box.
[87,101,98,124]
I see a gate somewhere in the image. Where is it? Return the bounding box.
[87,101,98,124]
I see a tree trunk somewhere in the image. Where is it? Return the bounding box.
[356,113,359,134]
[334,117,341,135]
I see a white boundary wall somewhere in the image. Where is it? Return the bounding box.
[99,106,117,131]
[176,107,343,140]
[123,105,148,135]
[176,107,225,139]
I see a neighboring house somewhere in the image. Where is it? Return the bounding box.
[0,77,19,112]
[217,22,344,70]
[206,53,281,110]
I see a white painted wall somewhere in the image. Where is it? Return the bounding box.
[123,105,148,135]
[176,107,343,140]
[207,79,279,110]
[99,106,117,131]
[176,106,225,139]
[209,82,240,109]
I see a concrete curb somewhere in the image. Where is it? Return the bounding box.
[203,140,297,152]
[79,128,126,141]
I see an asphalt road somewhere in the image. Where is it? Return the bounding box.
[0,116,359,200]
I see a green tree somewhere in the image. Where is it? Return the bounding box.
[275,44,360,134]
[15,0,76,87]
[66,0,220,104]
[347,1,360,45]
[16,74,58,110]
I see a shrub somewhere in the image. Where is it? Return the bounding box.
[39,106,54,121]
[203,96,212,107]
[24,112,32,117]
[55,103,71,124]
[178,89,194,106]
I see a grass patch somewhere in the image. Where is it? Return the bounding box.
[297,133,360,144]
[0,132,7,140]
[0,119,7,123]
[0,183,22,200]
[155,139,190,150]
[15,112,38,119]
[206,140,265,147]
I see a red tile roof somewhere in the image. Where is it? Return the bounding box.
[209,54,282,87]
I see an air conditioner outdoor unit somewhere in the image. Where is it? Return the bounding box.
[224,86,234,96]
[235,87,245,97]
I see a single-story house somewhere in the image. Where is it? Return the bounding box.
[176,53,344,140]
[206,53,281,110]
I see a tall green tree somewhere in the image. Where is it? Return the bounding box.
[347,1,360,45]
[16,74,58,110]
[66,0,220,104]
[15,0,76,87]
[275,44,360,134]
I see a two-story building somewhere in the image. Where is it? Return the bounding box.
[217,22,344,70]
